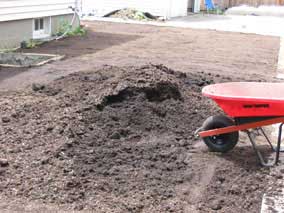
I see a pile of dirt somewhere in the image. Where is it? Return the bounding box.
[0,65,270,212]
[106,8,158,21]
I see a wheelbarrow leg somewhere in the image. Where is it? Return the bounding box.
[258,127,275,152]
[275,123,283,164]
[246,131,273,167]
[246,123,283,167]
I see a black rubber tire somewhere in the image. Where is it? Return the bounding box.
[202,115,239,153]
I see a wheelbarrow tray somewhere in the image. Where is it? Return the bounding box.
[202,82,284,117]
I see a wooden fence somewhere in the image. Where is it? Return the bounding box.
[197,0,283,10]
[228,0,280,7]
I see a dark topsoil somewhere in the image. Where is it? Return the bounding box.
[0,65,279,212]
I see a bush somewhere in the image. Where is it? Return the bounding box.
[56,20,86,37]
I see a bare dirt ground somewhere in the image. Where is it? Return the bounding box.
[0,21,282,212]
[0,21,279,90]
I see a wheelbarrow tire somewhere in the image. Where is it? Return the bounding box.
[202,115,239,153]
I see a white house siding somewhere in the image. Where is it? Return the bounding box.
[0,0,76,22]
[169,0,189,17]
[0,14,80,49]
[0,0,79,49]
[82,0,188,18]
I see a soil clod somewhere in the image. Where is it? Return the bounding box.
[1,116,10,123]
[0,159,9,167]
[32,83,45,91]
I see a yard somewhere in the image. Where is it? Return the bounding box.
[0,21,282,212]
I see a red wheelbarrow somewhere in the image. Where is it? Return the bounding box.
[197,82,284,167]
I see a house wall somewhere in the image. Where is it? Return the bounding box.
[51,14,80,35]
[0,0,76,22]
[0,14,79,49]
[169,0,188,17]
[82,0,188,18]
[0,19,33,49]
[0,0,80,49]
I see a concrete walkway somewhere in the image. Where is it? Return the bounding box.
[83,14,284,37]
[168,14,284,37]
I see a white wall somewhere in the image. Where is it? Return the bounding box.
[82,0,188,18]
[0,0,76,22]
[169,0,188,17]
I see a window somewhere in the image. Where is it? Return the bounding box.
[33,17,51,39]
[34,18,44,31]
